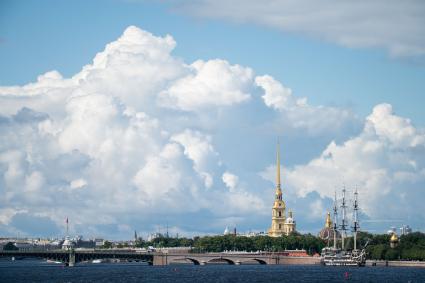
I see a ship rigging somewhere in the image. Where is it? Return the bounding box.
[321,188,367,266]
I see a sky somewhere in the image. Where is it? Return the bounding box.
[0,0,424,240]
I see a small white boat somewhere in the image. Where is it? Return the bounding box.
[46,259,62,264]
[92,259,103,264]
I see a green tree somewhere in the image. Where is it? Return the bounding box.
[135,237,145,248]
[102,241,113,249]
[368,244,387,260]
[3,242,18,251]
[384,248,400,260]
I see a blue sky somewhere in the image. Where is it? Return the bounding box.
[1,0,424,123]
[0,0,425,239]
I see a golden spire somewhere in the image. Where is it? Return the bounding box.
[275,140,282,201]
[276,140,281,189]
[325,212,332,228]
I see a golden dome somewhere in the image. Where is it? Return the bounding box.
[390,233,399,242]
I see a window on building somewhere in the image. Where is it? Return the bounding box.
[279,224,282,229]
[279,211,281,217]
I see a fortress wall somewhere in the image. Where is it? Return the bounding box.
[388,261,425,268]
[279,256,321,265]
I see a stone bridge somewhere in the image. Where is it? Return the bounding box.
[0,250,153,266]
[153,252,321,266]
[0,250,321,266]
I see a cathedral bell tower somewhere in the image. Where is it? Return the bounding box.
[268,141,296,237]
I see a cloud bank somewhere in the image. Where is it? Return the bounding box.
[173,0,425,57]
[0,26,424,238]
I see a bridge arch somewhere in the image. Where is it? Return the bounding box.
[207,257,235,265]
[168,257,202,265]
[184,258,201,265]
[250,258,267,265]
[222,258,267,265]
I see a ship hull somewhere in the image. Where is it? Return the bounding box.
[320,248,366,267]
[321,259,365,266]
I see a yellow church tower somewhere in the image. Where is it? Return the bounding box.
[268,141,296,237]
[325,212,332,229]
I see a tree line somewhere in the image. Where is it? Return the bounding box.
[4,231,425,260]
[136,232,325,255]
[133,231,425,260]
[359,232,425,261]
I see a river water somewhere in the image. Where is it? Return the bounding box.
[1,259,425,282]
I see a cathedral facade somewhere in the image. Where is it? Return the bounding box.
[268,143,296,237]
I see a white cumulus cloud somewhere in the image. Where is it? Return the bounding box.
[0,25,422,237]
[159,59,253,111]
[222,171,239,192]
[278,104,425,222]
[256,74,358,136]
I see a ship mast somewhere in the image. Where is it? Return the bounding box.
[333,192,338,250]
[340,188,347,250]
[66,217,69,237]
[352,189,360,251]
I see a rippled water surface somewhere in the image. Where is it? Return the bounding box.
[1,259,425,282]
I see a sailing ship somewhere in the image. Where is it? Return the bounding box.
[321,189,367,266]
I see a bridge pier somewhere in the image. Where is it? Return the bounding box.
[152,254,168,266]
[68,250,75,267]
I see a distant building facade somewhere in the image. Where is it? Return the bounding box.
[400,225,412,236]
